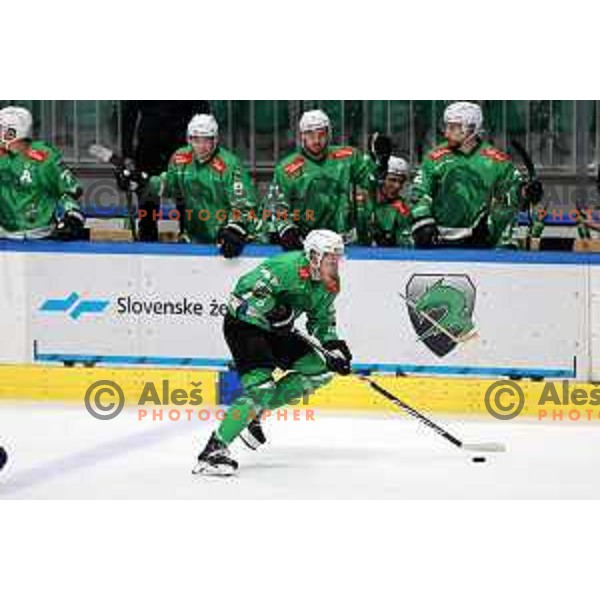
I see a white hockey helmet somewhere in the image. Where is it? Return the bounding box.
[304,229,345,264]
[387,156,409,177]
[187,113,219,139]
[299,109,331,134]
[443,102,483,136]
[0,106,33,143]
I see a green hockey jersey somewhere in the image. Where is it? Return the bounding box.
[227,251,339,343]
[149,145,260,243]
[0,142,81,238]
[411,140,523,246]
[266,146,376,244]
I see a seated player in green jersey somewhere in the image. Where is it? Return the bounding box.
[371,156,414,248]
[117,113,261,256]
[410,102,543,249]
[0,106,84,240]
[265,109,377,250]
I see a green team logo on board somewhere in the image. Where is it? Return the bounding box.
[401,275,477,358]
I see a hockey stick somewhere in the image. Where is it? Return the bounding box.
[292,328,505,454]
[511,139,537,182]
[511,139,541,248]
[89,143,139,241]
[357,376,505,453]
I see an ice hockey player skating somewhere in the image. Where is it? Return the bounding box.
[193,229,352,476]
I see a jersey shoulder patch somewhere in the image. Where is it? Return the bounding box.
[391,200,411,216]
[329,147,354,160]
[480,147,510,162]
[297,265,311,280]
[26,148,49,162]
[209,156,227,174]
[172,151,193,166]
[283,156,305,177]
[428,147,452,161]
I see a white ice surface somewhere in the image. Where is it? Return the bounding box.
[0,403,599,499]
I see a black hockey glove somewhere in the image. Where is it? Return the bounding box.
[323,339,353,376]
[279,226,304,251]
[137,188,160,242]
[53,208,86,240]
[115,160,149,193]
[520,179,544,210]
[411,218,438,248]
[369,132,393,183]
[373,230,395,247]
[467,212,491,248]
[218,224,247,259]
[368,132,393,165]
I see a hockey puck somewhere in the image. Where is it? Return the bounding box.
[0,446,7,471]
[472,456,486,463]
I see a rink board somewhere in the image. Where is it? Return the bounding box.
[0,365,217,405]
[2,364,600,419]
[1,241,599,380]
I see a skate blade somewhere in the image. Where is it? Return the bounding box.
[192,461,237,477]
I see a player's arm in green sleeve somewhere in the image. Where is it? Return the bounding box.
[355,192,374,245]
[43,153,85,238]
[506,166,548,238]
[225,157,260,238]
[270,166,294,237]
[410,157,435,215]
[351,151,376,190]
[409,158,438,246]
[505,162,524,211]
[148,161,179,198]
[232,265,287,329]
[264,167,304,250]
[251,182,277,244]
[306,295,339,344]
[490,162,523,247]
[148,174,163,196]
[351,152,376,245]
[48,155,83,213]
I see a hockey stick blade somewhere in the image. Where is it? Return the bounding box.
[461,442,506,453]
[88,143,115,165]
